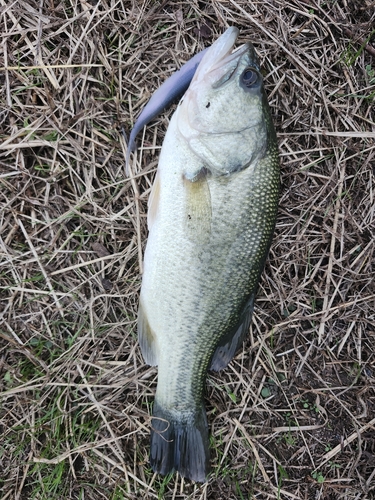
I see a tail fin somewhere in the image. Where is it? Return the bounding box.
[150,401,210,482]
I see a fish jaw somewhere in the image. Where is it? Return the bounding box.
[190,27,239,85]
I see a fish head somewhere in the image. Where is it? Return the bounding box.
[177,27,274,176]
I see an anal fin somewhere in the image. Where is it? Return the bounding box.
[210,293,255,372]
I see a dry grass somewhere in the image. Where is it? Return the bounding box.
[1,0,375,499]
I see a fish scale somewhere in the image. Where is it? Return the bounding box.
[136,27,279,482]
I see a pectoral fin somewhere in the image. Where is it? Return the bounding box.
[183,170,212,244]
[138,300,158,366]
[210,293,255,372]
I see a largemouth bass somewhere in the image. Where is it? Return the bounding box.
[136,27,279,482]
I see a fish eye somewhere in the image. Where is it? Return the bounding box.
[241,67,258,88]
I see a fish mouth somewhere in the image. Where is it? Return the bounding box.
[191,27,239,85]
[191,27,256,88]
[192,27,239,80]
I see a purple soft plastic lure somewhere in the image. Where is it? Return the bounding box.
[125,48,208,173]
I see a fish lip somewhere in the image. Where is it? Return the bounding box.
[191,27,240,83]
[191,28,259,89]
[209,42,251,74]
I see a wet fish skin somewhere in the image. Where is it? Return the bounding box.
[137,27,279,482]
